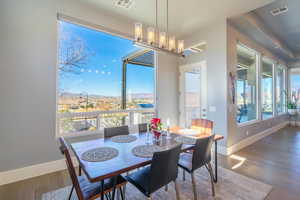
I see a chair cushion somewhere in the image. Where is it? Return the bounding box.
[178,152,193,173]
[125,167,152,197]
[78,175,126,199]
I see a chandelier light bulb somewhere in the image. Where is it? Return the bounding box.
[147,27,155,45]
[159,32,167,48]
[134,22,143,42]
[169,36,176,51]
[178,40,184,53]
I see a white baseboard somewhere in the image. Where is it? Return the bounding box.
[0,157,78,186]
[221,121,289,156]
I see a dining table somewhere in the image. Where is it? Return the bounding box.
[70,132,224,200]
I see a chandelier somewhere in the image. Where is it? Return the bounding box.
[133,0,184,57]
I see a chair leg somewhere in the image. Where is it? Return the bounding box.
[147,195,152,200]
[119,187,125,200]
[174,180,181,200]
[182,169,186,181]
[78,166,82,176]
[191,172,197,200]
[68,185,74,200]
[206,163,215,197]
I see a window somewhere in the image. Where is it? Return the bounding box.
[276,65,286,114]
[57,20,155,135]
[261,58,274,120]
[290,68,300,107]
[236,44,257,123]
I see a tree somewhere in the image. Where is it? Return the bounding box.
[58,30,93,75]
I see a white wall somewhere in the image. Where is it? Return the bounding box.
[182,20,228,147]
[0,0,179,172]
[156,53,180,126]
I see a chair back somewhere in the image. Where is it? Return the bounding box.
[138,123,148,133]
[58,137,84,200]
[191,119,213,134]
[149,144,182,193]
[104,125,129,138]
[192,135,215,171]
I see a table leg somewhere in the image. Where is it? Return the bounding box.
[214,140,218,183]
[101,180,104,200]
[111,176,118,200]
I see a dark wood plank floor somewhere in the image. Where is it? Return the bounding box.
[219,126,300,200]
[1,126,300,200]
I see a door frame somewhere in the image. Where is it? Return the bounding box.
[179,61,207,127]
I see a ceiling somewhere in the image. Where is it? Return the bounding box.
[230,0,300,63]
[79,0,273,38]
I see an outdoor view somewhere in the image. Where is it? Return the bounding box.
[58,21,155,134]
[290,69,300,107]
[261,58,273,120]
[236,44,257,123]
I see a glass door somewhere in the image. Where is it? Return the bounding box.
[180,62,207,127]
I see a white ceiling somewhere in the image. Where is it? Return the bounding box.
[79,0,274,38]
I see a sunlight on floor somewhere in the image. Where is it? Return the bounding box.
[230,154,247,170]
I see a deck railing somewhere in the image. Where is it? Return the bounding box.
[57,108,156,136]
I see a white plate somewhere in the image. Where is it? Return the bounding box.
[178,129,198,136]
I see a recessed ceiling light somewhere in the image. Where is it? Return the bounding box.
[270,6,288,16]
[114,0,134,9]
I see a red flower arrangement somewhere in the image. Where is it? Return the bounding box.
[150,118,163,140]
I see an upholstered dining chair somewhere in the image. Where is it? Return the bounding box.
[178,135,215,200]
[58,137,127,200]
[104,125,129,138]
[138,123,148,133]
[191,118,213,134]
[126,144,182,200]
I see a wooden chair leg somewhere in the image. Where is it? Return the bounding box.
[78,166,82,176]
[174,180,181,200]
[191,172,197,200]
[206,163,215,196]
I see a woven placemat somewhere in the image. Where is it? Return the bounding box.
[111,135,137,143]
[174,136,196,145]
[132,145,164,158]
[81,147,118,162]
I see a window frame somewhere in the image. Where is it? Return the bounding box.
[56,17,157,137]
[236,43,260,125]
[236,42,287,126]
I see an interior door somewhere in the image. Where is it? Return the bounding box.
[179,61,207,127]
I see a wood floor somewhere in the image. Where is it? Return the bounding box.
[1,126,300,200]
[219,126,300,200]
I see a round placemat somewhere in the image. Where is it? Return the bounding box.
[111,135,137,143]
[81,147,119,162]
[174,136,196,145]
[132,145,164,158]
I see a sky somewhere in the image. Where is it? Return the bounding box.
[59,21,154,97]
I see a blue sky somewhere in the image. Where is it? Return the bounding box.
[59,21,154,97]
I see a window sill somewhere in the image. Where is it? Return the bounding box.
[237,119,260,127]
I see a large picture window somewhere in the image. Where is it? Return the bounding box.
[236,44,257,123]
[261,58,274,120]
[57,20,155,135]
[290,68,300,107]
[276,65,286,114]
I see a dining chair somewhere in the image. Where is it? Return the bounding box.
[191,119,213,134]
[178,135,215,200]
[138,123,148,133]
[125,144,182,200]
[104,125,129,138]
[58,137,127,200]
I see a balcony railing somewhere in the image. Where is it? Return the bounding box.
[57,108,156,136]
